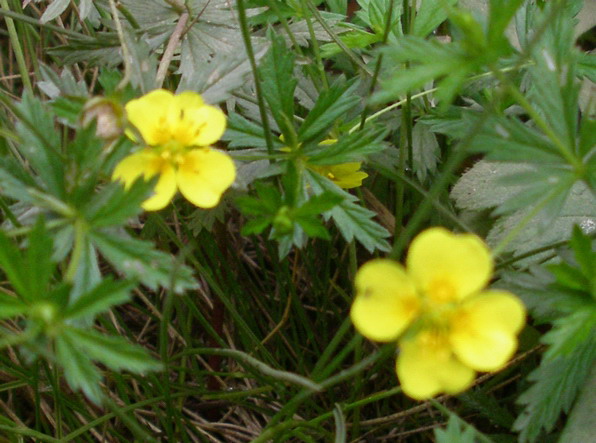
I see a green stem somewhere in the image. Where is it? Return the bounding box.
[0,0,33,93]
[389,112,489,259]
[171,348,322,392]
[237,0,275,155]
[358,0,396,130]
[108,0,131,91]
[0,7,93,40]
[304,0,372,76]
[64,219,86,283]
[300,0,329,89]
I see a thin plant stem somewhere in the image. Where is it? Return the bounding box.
[389,112,490,259]
[237,0,275,155]
[300,0,329,89]
[359,0,396,130]
[303,0,373,76]
[0,0,33,93]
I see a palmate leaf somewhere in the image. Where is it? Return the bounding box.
[120,0,259,82]
[64,279,134,320]
[450,161,596,261]
[304,170,390,252]
[514,334,596,442]
[305,127,385,165]
[298,79,360,143]
[63,327,162,373]
[55,332,104,405]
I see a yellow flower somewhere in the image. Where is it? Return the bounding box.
[113,89,235,211]
[350,227,526,400]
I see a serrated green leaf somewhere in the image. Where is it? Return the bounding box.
[298,80,360,143]
[413,0,457,37]
[55,333,103,404]
[15,93,65,199]
[305,128,385,165]
[223,113,281,149]
[294,192,343,217]
[259,33,297,139]
[64,279,133,320]
[64,327,162,373]
[295,216,331,240]
[514,334,596,442]
[542,308,596,361]
[84,179,154,228]
[434,415,476,443]
[241,216,274,236]
[304,170,390,252]
[411,121,440,181]
[558,365,596,443]
[90,230,197,293]
[374,36,469,106]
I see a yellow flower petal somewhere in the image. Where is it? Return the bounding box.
[185,105,227,147]
[351,259,420,342]
[174,90,204,110]
[142,163,177,211]
[112,150,177,211]
[397,331,476,400]
[177,148,236,208]
[125,89,175,146]
[407,228,493,303]
[449,291,526,372]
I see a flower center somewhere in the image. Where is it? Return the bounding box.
[427,277,457,305]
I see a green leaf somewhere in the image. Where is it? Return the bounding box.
[0,293,28,320]
[413,0,457,37]
[411,121,440,181]
[569,225,596,281]
[39,0,70,24]
[305,127,385,165]
[23,217,55,300]
[294,192,343,217]
[64,279,133,320]
[0,231,28,301]
[84,179,154,228]
[514,334,596,442]
[15,92,65,199]
[298,80,360,143]
[374,36,470,106]
[542,308,596,361]
[64,327,162,373]
[90,230,198,293]
[55,333,103,404]
[223,113,283,149]
[258,32,297,139]
[295,216,331,240]
[305,170,390,252]
[241,217,274,236]
[434,415,476,443]
[558,365,596,443]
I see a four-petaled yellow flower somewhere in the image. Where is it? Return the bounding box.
[350,227,526,400]
[113,89,236,211]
